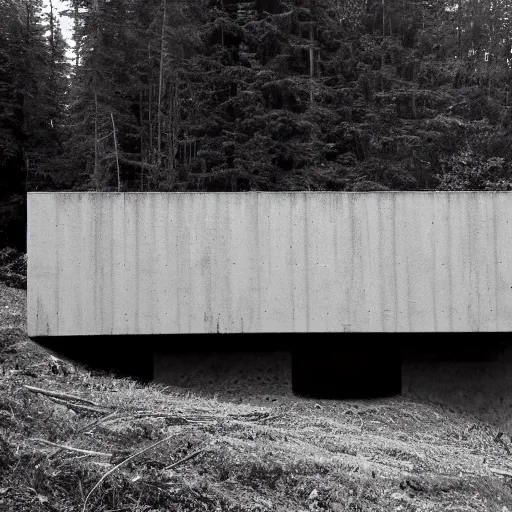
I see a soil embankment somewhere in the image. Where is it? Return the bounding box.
[3,283,512,510]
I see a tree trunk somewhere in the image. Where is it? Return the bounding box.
[111,112,120,192]
[74,3,79,68]
[382,0,385,39]
[49,0,55,72]
[458,0,463,59]
[94,91,99,189]
[168,80,177,175]
[381,0,385,91]
[148,85,153,164]
[93,0,100,189]
[309,22,314,104]
[488,12,495,98]
[157,0,166,167]
[25,1,31,41]
[23,1,31,135]
[139,90,144,189]
[221,0,225,47]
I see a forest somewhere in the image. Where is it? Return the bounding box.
[1,0,512,251]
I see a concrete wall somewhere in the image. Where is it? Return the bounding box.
[27,192,512,336]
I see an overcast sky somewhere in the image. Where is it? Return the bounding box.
[43,0,75,60]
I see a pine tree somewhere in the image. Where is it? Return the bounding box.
[0,0,69,248]
[14,0,512,195]
[0,0,26,193]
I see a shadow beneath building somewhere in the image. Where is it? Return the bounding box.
[31,333,512,428]
[401,333,512,430]
[31,336,155,381]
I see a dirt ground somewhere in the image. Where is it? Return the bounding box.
[2,282,512,511]
[155,344,512,433]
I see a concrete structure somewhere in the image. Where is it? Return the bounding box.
[28,192,512,337]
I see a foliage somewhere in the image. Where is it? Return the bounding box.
[1,0,512,248]
[0,246,26,289]
[0,0,69,250]
[435,149,512,191]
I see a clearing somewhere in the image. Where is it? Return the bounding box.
[1,282,512,511]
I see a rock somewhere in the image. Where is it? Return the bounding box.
[307,489,318,500]
[48,355,75,376]
[52,404,77,420]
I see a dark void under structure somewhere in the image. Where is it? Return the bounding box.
[34,334,512,403]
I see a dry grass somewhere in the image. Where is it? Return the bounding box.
[1,282,512,511]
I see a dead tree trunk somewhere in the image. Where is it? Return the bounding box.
[111,112,120,192]
[157,0,166,167]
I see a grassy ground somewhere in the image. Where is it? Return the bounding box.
[1,282,512,511]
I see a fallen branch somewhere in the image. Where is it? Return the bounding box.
[23,385,101,407]
[31,438,112,458]
[229,413,281,425]
[489,467,512,478]
[48,396,111,415]
[77,412,200,438]
[133,412,213,424]
[164,449,204,471]
[229,412,270,421]
[98,411,210,426]
[79,411,120,434]
[132,411,192,422]
[82,433,179,511]
[89,461,112,468]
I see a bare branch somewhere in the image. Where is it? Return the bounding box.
[48,396,111,415]
[31,438,112,457]
[22,385,102,407]
[83,433,180,511]
[490,467,512,478]
[164,449,204,471]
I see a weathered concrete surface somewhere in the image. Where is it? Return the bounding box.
[28,192,512,336]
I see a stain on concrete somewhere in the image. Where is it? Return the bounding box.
[28,192,512,335]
